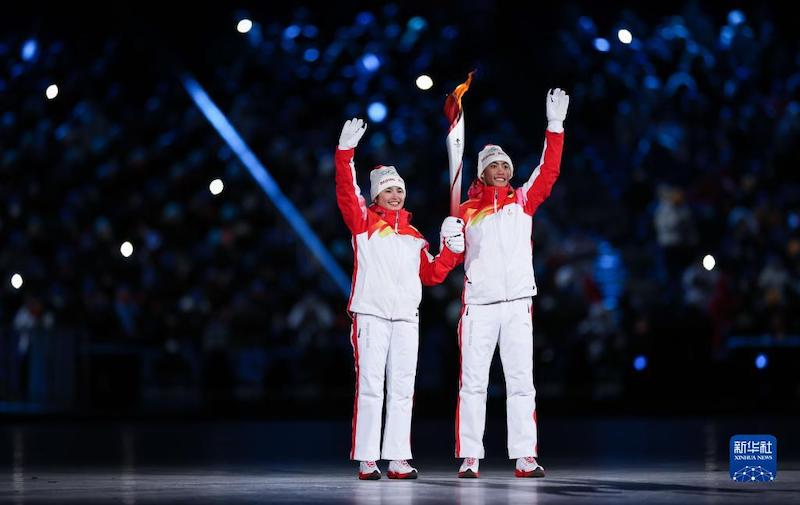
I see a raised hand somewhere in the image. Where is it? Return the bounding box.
[546,88,570,133]
[338,117,368,150]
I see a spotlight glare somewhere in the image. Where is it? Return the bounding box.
[618,29,633,44]
[633,355,647,371]
[21,39,38,61]
[11,273,23,289]
[728,10,745,26]
[593,38,610,52]
[703,254,716,271]
[209,178,224,195]
[415,74,433,90]
[237,19,253,33]
[361,53,380,72]
[755,354,767,370]
[120,241,134,258]
[367,102,387,122]
[283,24,301,39]
[46,84,59,99]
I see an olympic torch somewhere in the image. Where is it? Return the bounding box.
[443,70,475,216]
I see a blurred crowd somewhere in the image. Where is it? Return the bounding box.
[1,1,798,412]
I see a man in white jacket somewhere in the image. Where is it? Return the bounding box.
[439,89,570,478]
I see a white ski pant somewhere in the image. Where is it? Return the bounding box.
[455,298,538,459]
[349,313,419,461]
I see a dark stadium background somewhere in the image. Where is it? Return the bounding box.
[2,0,800,427]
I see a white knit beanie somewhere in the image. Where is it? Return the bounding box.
[369,165,406,201]
[477,144,514,180]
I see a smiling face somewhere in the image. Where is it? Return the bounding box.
[481,161,512,187]
[375,186,405,210]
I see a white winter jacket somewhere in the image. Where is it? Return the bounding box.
[335,148,460,322]
[448,130,565,305]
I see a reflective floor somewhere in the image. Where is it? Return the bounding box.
[0,417,797,504]
[2,465,799,504]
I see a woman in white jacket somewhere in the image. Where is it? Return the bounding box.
[335,118,464,479]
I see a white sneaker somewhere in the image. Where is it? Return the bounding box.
[358,460,381,480]
[458,457,480,478]
[515,456,545,478]
[387,460,418,479]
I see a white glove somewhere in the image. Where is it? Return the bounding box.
[338,117,367,150]
[546,88,569,133]
[440,217,465,254]
[444,234,465,254]
[441,216,464,237]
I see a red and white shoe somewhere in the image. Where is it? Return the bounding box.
[458,457,480,478]
[358,461,381,480]
[387,460,418,479]
[515,456,545,478]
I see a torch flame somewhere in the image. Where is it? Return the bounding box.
[452,70,475,107]
[444,70,476,124]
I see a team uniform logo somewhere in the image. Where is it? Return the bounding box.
[730,435,777,482]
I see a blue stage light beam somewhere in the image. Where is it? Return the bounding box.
[181,75,351,297]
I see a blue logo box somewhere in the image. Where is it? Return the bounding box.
[730,434,777,482]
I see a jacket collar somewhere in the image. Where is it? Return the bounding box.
[467,179,514,206]
[370,204,412,227]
